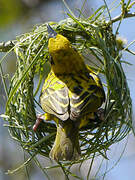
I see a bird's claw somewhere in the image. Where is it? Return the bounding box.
[33,114,45,132]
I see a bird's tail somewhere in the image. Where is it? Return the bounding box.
[49,120,81,161]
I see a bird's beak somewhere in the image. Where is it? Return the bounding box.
[47,24,57,39]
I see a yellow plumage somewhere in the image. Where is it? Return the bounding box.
[40,26,105,161]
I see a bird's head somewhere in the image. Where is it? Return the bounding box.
[47,24,71,55]
[47,24,86,75]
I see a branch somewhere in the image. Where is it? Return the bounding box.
[108,12,135,24]
[126,48,135,55]
[0,40,16,52]
[0,12,135,53]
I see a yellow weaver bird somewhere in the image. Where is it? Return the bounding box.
[33,25,105,161]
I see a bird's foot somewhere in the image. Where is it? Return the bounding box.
[33,114,45,131]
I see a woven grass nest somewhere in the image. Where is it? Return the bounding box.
[4,16,132,164]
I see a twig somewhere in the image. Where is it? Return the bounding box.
[0,40,16,52]
[108,12,135,24]
[126,48,135,55]
[0,12,135,53]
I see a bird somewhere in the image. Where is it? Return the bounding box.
[33,24,105,161]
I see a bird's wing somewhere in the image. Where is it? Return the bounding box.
[69,72,105,120]
[40,72,69,121]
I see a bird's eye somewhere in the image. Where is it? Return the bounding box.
[49,56,55,65]
[72,46,77,52]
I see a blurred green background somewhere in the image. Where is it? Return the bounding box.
[0,0,135,180]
